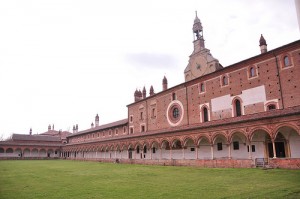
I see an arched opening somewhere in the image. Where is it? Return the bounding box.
[230,132,248,159]
[15,148,22,157]
[0,148,4,153]
[39,149,46,157]
[32,148,39,157]
[213,134,228,159]
[161,140,170,159]
[171,139,182,159]
[267,104,276,110]
[6,148,13,153]
[222,76,228,86]
[197,137,211,159]
[184,138,196,159]
[151,141,159,160]
[251,129,271,159]
[275,126,300,158]
[23,148,30,157]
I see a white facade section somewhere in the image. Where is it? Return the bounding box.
[211,86,266,112]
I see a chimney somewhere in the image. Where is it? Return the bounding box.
[48,124,51,131]
[259,34,267,54]
[29,128,32,135]
[162,76,168,91]
[72,125,76,133]
[142,86,146,99]
[91,122,94,128]
[95,114,99,127]
[76,124,78,132]
[52,124,54,130]
[149,85,155,96]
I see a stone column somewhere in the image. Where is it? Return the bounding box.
[169,148,172,159]
[195,146,199,159]
[248,141,252,159]
[211,145,214,160]
[160,148,162,160]
[228,144,231,159]
[182,148,185,159]
[272,140,277,158]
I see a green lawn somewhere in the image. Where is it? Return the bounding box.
[0,160,299,199]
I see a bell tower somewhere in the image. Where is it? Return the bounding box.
[192,11,205,52]
[184,12,222,82]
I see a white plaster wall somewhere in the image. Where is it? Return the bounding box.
[242,85,266,106]
[211,95,231,112]
[289,134,300,158]
[184,148,196,159]
[198,145,211,159]
[172,149,182,159]
[213,144,228,158]
[251,142,265,159]
[161,149,169,159]
[211,86,266,113]
[231,144,248,159]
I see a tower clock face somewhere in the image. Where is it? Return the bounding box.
[190,56,207,77]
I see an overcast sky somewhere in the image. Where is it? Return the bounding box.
[0,0,299,138]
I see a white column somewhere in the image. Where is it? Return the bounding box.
[195,146,199,159]
[228,144,231,159]
[272,141,277,158]
[182,148,185,159]
[211,145,214,160]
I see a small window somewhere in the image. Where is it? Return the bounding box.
[268,104,276,110]
[200,83,205,92]
[140,112,143,120]
[143,146,147,153]
[222,76,228,86]
[123,126,126,133]
[130,128,134,134]
[141,125,145,132]
[130,116,133,122]
[190,148,195,152]
[151,108,156,118]
[115,129,118,135]
[284,56,290,67]
[249,67,256,77]
[217,142,222,151]
[233,141,239,150]
[173,108,179,118]
[203,107,208,122]
[136,146,140,154]
[172,93,176,100]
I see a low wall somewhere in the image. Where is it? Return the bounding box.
[269,158,300,169]
[68,158,254,168]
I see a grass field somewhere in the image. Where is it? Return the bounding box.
[0,160,300,199]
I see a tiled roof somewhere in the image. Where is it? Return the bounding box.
[0,141,62,147]
[68,119,128,137]
[66,106,300,146]
[41,130,71,139]
[12,134,61,142]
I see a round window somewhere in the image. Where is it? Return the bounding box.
[167,101,184,126]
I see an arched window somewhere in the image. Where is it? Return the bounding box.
[268,104,276,110]
[249,67,256,77]
[200,83,205,92]
[284,56,290,67]
[222,76,228,86]
[203,107,208,122]
[235,99,242,116]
